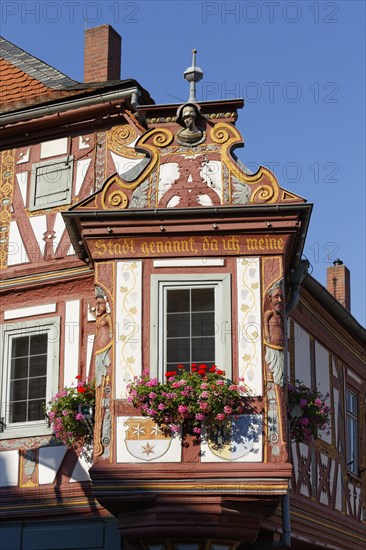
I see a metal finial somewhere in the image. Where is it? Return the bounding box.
[183,49,204,103]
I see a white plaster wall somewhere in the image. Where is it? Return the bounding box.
[236,257,262,395]
[38,446,67,484]
[75,158,92,195]
[315,341,332,444]
[115,261,142,398]
[294,322,311,386]
[63,300,80,386]
[40,138,68,158]
[200,160,222,201]
[0,450,19,487]
[158,162,180,201]
[8,221,28,265]
[200,414,262,462]
[16,172,28,206]
[4,303,56,320]
[29,215,47,257]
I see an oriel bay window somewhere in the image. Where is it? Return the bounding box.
[151,274,232,380]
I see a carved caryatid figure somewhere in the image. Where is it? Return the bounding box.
[176,103,205,146]
[264,282,285,386]
[92,286,113,457]
[94,287,113,385]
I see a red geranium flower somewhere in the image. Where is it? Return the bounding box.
[77,386,86,393]
[165,371,177,378]
[75,375,82,379]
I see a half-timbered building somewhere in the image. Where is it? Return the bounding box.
[0,25,365,550]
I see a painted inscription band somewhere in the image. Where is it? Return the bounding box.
[89,234,287,260]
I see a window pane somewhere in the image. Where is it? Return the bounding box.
[29,377,46,399]
[10,379,28,401]
[9,401,27,423]
[29,355,47,377]
[166,362,190,372]
[167,338,190,363]
[11,336,29,358]
[30,333,48,355]
[167,289,190,312]
[192,337,215,362]
[28,400,44,421]
[192,312,215,337]
[191,288,214,311]
[167,313,190,337]
[11,357,28,380]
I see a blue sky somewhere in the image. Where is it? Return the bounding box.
[2,0,365,325]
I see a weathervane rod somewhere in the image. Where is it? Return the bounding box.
[183,49,204,103]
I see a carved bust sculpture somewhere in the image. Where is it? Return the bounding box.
[264,281,285,386]
[176,103,205,146]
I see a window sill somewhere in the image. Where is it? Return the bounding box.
[0,422,53,440]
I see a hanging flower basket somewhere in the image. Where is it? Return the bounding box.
[45,377,95,449]
[127,364,252,441]
[287,380,331,443]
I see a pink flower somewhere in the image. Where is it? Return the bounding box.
[300,417,310,426]
[178,405,188,414]
[148,392,157,399]
[200,391,209,399]
[62,410,69,416]
[216,413,225,421]
[224,405,232,415]
[299,399,308,408]
[158,403,166,410]
[170,424,180,432]
[200,383,208,389]
[75,413,84,420]
[314,398,322,407]
[216,379,225,386]
[193,427,201,434]
[195,413,205,421]
[199,402,208,410]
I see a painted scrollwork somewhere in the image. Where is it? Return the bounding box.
[108,190,129,209]
[148,128,174,148]
[107,125,143,159]
[250,185,275,203]
[210,124,232,144]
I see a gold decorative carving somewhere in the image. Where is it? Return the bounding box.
[107,125,143,159]
[210,124,231,144]
[251,185,276,203]
[210,122,282,204]
[0,149,15,269]
[146,128,174,148]
[108,190,128,209]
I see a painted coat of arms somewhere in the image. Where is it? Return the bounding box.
[122,417,174,462]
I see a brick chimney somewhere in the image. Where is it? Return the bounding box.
[326,259,351,311]
[84,25,121,82]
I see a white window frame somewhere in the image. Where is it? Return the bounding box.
[150,273,232,381]
[346,388,358,475]
[0,317,60,439]
[29,156,73,211]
